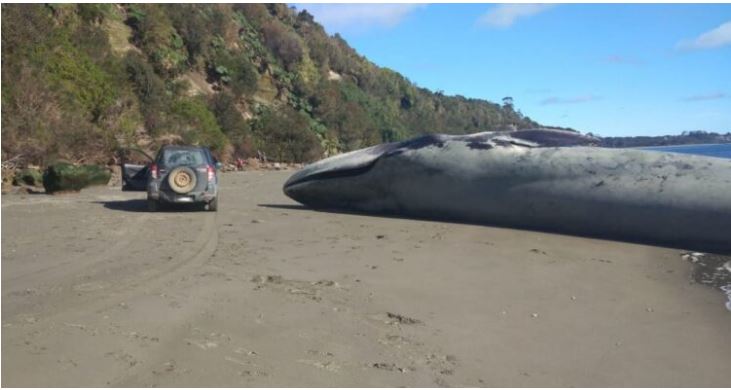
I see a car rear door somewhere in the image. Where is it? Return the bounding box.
[119,148,154,191]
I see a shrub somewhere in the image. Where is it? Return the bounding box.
[82,164,111,185]
[43,162,91,193]
[260,20,303,70]
[169,97,229,153]
[209,92,252,154]
[77,4,109,24]
[13,168,43,187]
[253,105,322,163]
[125,4,188,76]
[44,44,119,122]
[124,52,167,132]
[208,51,259,97]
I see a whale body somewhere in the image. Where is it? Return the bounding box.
[283,130,731,253]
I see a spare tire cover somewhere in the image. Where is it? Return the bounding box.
[168,166,197,194]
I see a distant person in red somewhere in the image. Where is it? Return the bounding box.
[235,157,244,170]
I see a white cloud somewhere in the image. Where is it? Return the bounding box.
[296,4,424,33]
[677,21,731,50]
[540,94,600,105]
[681,92,727,102]
[478,4,555,28]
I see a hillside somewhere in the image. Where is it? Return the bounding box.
[1,4,539,165]
[598,131,731,148]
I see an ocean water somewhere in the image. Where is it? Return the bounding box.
[641,143,731,159]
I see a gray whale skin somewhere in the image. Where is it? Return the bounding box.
[284,129,731,254]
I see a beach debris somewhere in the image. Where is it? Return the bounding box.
[593,258,613,264]
[184,338,218,350]
[312,280,336,287]
[234,347,257,356]
[163,360,176,372]
[386,312,422,325]
[372,362,409,372]
[531,313,539,318]
[376,234,386,239]
[251,275,282,284]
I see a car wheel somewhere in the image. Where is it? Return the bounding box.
[207,197,218,212]
[148,199,159,212]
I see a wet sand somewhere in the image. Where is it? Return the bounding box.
[2,170,730,386]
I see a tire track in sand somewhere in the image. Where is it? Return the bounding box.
[3,213,151,286]
[4,210,218,322]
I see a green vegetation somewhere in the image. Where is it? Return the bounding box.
[82,165,112,186]
[42,163,111,193]
[2,4,540,166]
[43,162,91,193]
[599,131,731,148]
[13,168,43,187]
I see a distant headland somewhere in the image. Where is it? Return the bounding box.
[596,130,731,148]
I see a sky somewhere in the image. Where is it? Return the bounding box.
[294,4,731,137]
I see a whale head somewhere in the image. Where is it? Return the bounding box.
[283,129,597,209]
[283,140,406,209]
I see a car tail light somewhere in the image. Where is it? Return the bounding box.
[150,163,159,179]
[207,165,215,182]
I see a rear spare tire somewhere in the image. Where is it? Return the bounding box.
[168,166,197,194]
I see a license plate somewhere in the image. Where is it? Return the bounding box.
[176,196,193,202]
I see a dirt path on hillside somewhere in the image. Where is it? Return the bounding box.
[2,171,730,386]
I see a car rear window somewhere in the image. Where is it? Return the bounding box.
[160,149,207,168]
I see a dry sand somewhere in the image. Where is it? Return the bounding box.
[2,170,730,387]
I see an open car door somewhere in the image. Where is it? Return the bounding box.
[119,148,154,191]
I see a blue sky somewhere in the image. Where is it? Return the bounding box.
[295,4,731,137]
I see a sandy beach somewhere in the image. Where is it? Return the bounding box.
[2,170,730,387]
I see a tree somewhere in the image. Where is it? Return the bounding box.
[502,96,514,111]
[209,92,253,157]
[253,105,322,163]
[260,20,303,70]
[124,52,167,132]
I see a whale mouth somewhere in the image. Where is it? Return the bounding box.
[283,158,379,189]
[283,142,399,196]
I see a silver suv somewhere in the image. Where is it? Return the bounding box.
[121,145,220,212]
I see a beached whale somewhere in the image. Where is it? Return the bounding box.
[283,129,731,253]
